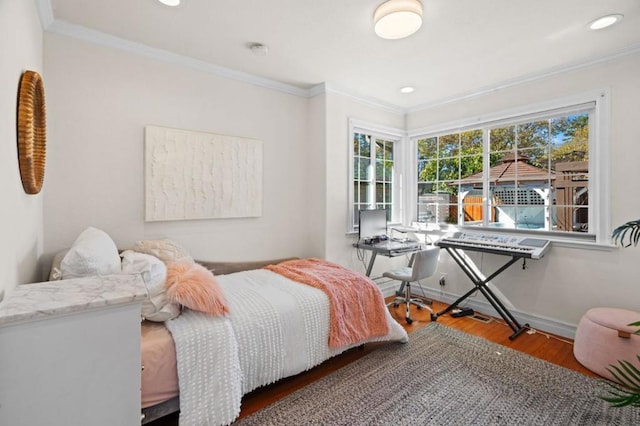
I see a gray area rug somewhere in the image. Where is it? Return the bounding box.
[235,323,639,425]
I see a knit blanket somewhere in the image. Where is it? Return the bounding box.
[265,258,390,348]
[165,267,407,426]
[165,310,242,426]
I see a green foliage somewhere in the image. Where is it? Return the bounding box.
[416,113,589,189]
[612,219,640,247]
[600,355,640,408]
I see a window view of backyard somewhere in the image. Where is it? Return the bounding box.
[353,132,395,227]
[417,111,590,234]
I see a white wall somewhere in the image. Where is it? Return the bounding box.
[42,33,316,265]
[324,92,405,277]
[404,52,640,335]
[306,93,327,256]
[0,0,44,295]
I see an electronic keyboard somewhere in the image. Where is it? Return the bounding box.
[436,231,550,259]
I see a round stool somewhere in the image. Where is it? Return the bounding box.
[573,307,640,382]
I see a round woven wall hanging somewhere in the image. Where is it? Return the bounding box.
[17,70,47,194]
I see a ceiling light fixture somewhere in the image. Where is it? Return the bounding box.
[374,0,423,40]
[400,86,415,94]
[589,14,623,30]
[158,0,180,7]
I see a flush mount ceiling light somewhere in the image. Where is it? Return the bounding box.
[158,0,180,6]
[374,0,423,40]
[400,86,415,94]
[589,14,623,30]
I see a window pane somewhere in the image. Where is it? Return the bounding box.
[461,130,483,155]
[460,154,483,181]
[461,189,485,225]
[490,126,515,152]
[384,141,393,161]
[356,157,370,180]
[418,159,436,182]
[418,137,437,160]
[355,133,370,157]
[375,139,393,160]
[517,120,549,149]
[438,158,459,181]
[553,206,588,232]
[376,159,393,182]
[417,202,436,223]
[418,182,434,195]
[358,182,370,205]
[550,114,589,164]
[439,134,459,158]
[518,146,549,170]
[375,183,392,204]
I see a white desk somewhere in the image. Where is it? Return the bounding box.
[354,240,422,277]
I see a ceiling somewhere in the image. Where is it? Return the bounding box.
[44,0,640,111]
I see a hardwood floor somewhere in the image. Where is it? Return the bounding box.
[148,298,595,425]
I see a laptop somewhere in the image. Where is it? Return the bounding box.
[358,208,388,242]
[358,209,420,252]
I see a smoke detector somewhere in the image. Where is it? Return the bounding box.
[249,43,269,56]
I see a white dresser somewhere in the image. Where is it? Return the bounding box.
[0,274,147,426]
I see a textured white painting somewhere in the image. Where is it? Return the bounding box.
[145,125,263,221]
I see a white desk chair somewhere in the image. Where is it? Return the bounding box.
[384,246,440,324]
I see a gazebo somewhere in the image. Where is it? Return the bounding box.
[456,152,556,229]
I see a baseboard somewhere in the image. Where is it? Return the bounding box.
[380,283,577,340]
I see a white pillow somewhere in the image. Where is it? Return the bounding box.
[60,227,121,279]
[132,239,194,264]
[121,250,180,322]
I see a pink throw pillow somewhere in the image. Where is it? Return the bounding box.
[165,262,229,316]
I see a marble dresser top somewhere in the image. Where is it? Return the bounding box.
[0,274,147,327]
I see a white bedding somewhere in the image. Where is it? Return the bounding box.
[166,268,408,426]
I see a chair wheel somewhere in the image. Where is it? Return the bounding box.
[430,314,437,321]
[393,303,399,308]
[406,317,413,325]
[417,305,422,310]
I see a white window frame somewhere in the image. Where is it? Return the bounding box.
[407,89,611,247]
[348,118,407,234]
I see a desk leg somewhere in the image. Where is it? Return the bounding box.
[365,251,377,277]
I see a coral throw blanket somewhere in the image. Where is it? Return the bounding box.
[265,258,389,348]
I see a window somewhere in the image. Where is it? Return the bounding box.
[411,90,610,244]
[349,120,405,232]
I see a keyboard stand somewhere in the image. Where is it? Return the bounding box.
[430,246,529,340]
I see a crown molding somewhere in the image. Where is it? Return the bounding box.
[35,0,54,29]
[320,83,406,115]
[406,43,640,114]
[46,18,311,98]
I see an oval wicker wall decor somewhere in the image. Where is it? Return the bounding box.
[16,70,47,194]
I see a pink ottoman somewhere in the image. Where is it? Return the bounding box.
[574,307,640,382]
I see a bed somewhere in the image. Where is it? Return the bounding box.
[50,249,408,425]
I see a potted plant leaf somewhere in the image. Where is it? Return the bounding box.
[599,220,640,407]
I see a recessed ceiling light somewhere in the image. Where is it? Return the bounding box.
[158,0,180,6]
[589,14,623,30]
[400,86,415,94]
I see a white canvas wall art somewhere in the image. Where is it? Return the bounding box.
[145,125,263,221]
